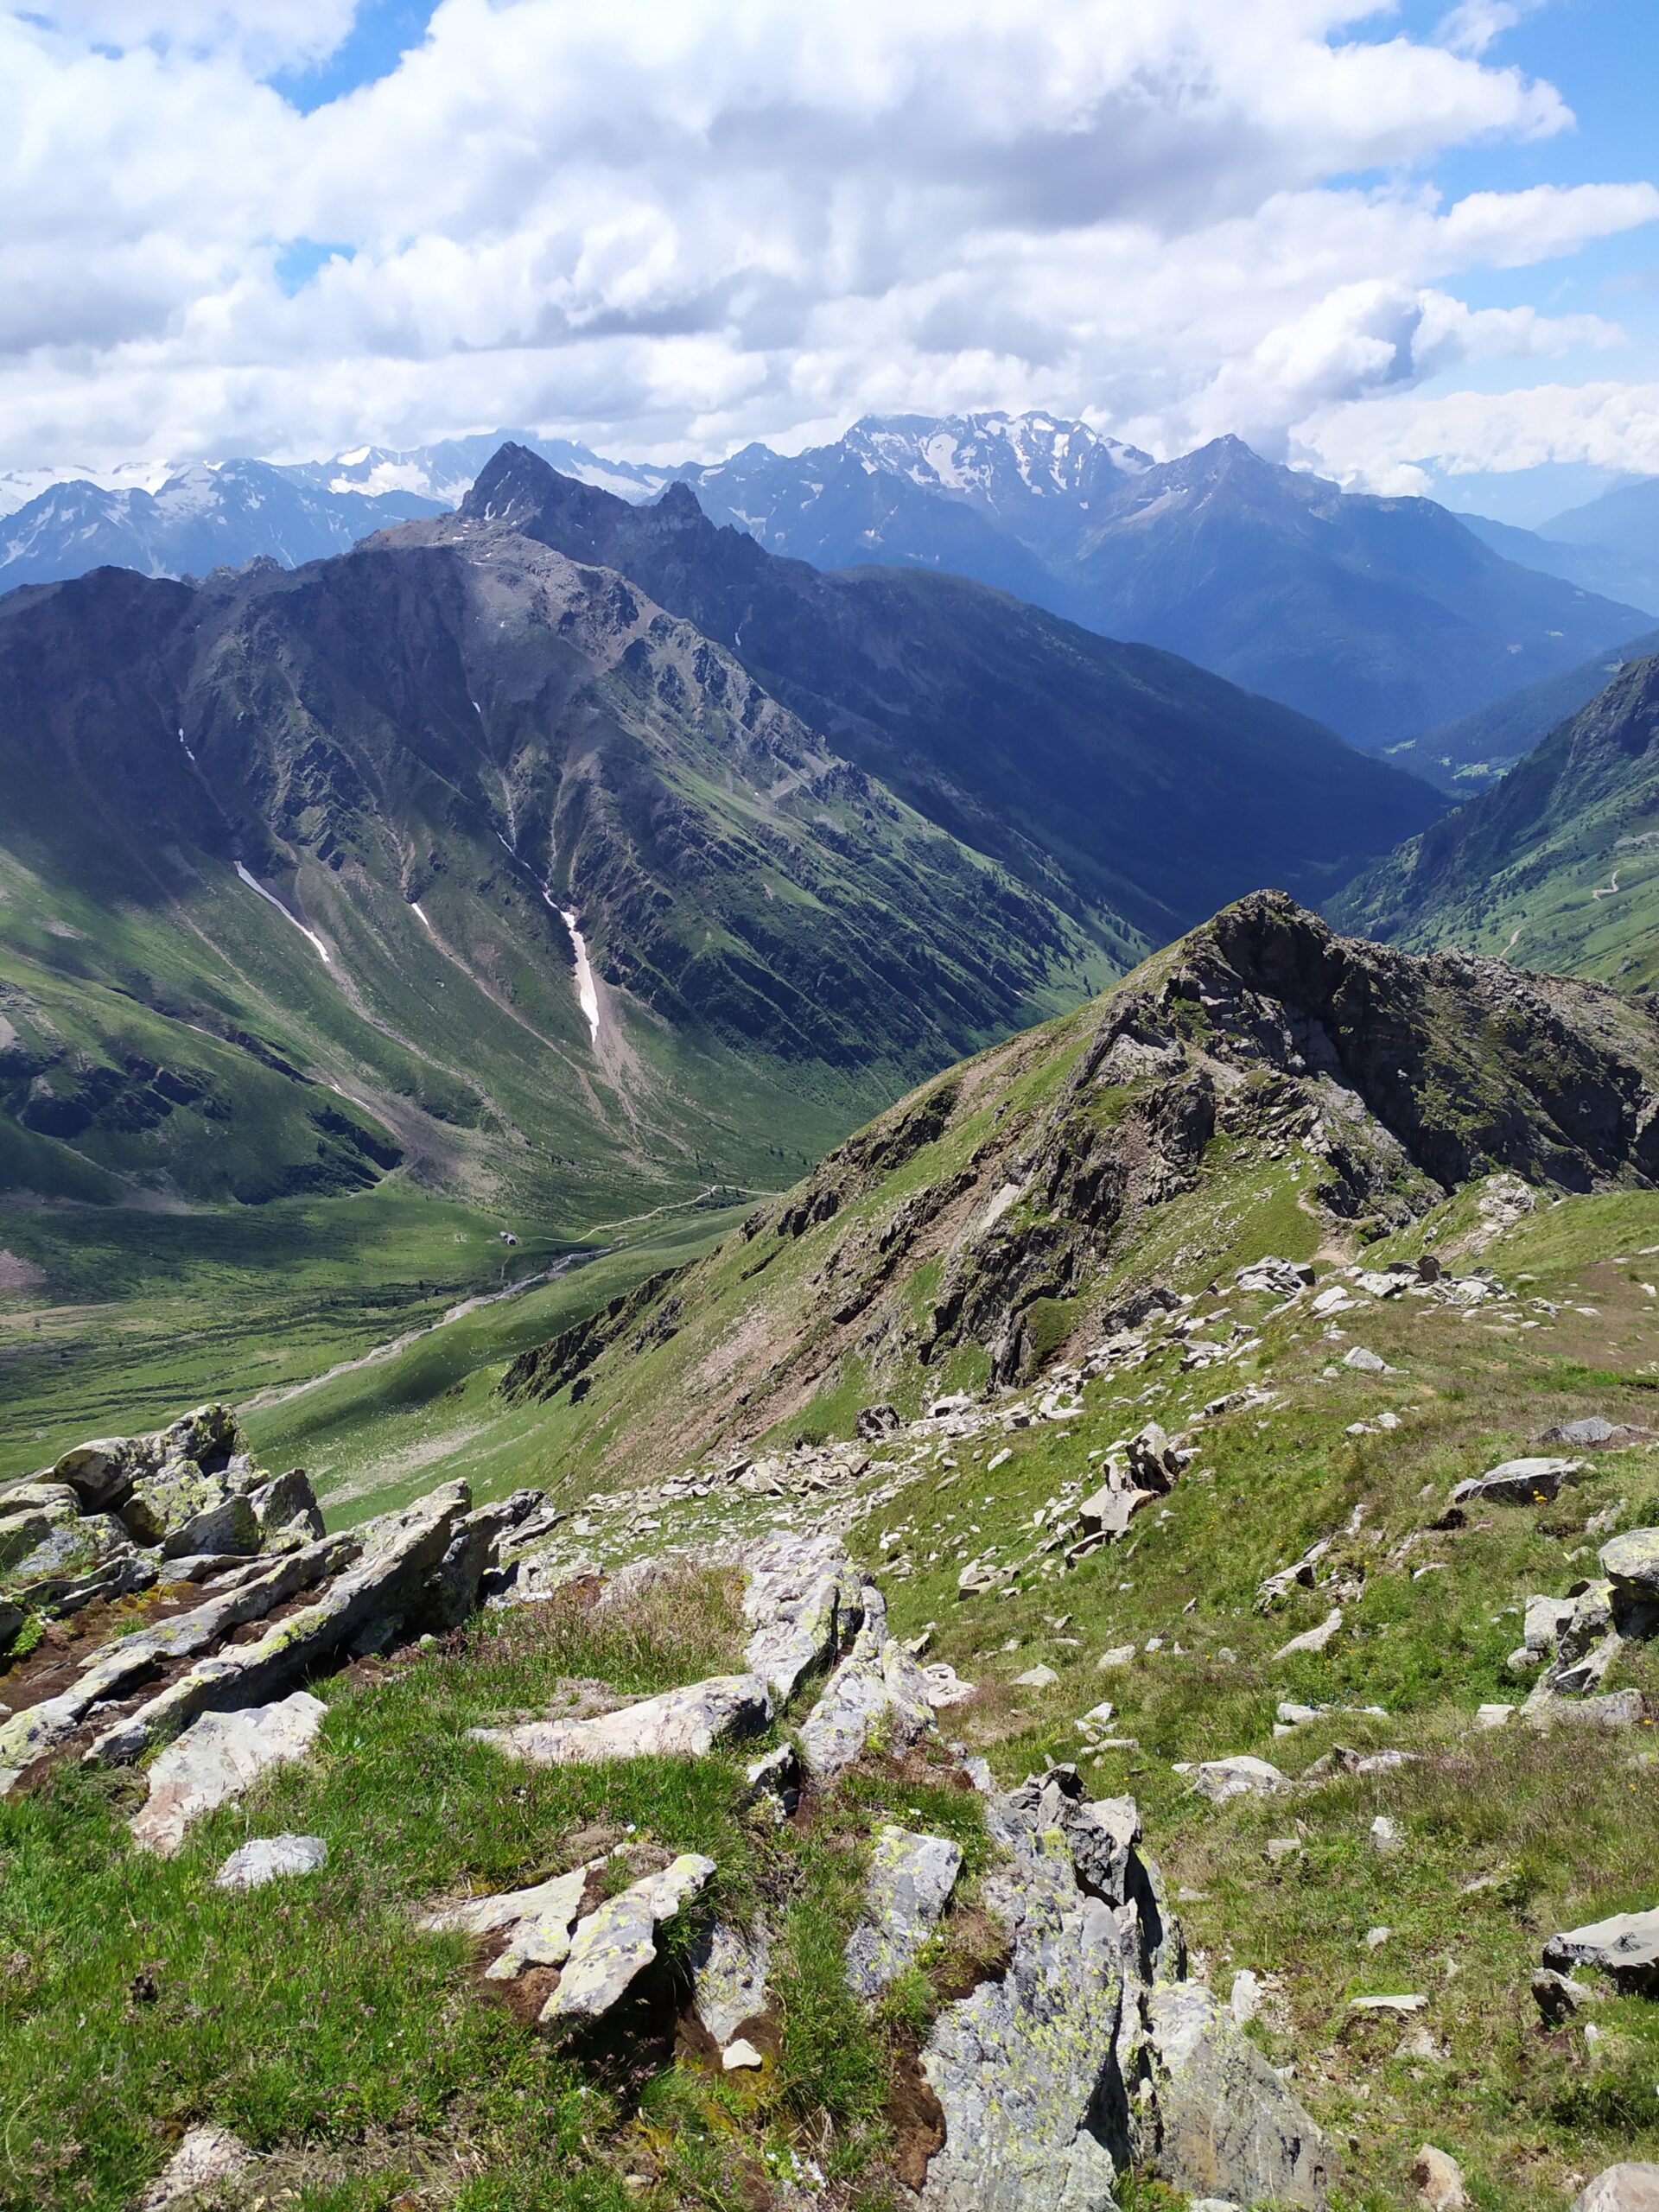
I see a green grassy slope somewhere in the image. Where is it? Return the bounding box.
[1331,652,1659,990]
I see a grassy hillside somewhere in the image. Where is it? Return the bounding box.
[10,899,1659,2209]
[1332,652,1659,990]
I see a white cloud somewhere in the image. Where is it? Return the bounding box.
[0,0,1653,476]
[1296,379,1659,492]
[37,1,356,66]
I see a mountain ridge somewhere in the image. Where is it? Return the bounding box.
[9,413,1649,788]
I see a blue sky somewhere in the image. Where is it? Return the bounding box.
[2,0,1654,518]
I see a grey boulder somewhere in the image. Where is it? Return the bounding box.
[1449,1457,1582,1509]
[215,1833,327,1891]
[845,1825,963,1999]
[798,1588,937,1777]
[1146,1980,1338,2209]
[1573,2168,1659,2212]
[471,1672,771,1764]
[1543,1907,1659,1993]
[741,1530,864,1703]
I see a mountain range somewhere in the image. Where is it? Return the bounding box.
[0,442,1435,1228]
[5,414,1653,789]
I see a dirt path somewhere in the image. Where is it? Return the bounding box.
[238,1255,592,1413]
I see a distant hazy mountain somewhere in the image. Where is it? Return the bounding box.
[463,441,1442,947]
[1396,626,1659,789]
[1457,511,1659,621]
[1331,651,1659,992]
[0,442,1439,1221]
[1544,476,1659,562]
[5,413,1646,783]
[680,419,1649,772]
[0,461,444,588]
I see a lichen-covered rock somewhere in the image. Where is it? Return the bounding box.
[122,1455,233,1549]
[0,1531,356,1776]
[90,1484,471,1766]
[543,1853,715,2021]
[424,1491,544,1632]
[798,1588,937,1777]
[919,1770,1139,2212]
[1601,1528,1659,1601]
[845,1826,963,1999]
[130,1692,327,1855]
[690,1918,771,2043]
[471,1672,771,1765]
[741,1529,864,1702]
[215,1834,327,1891]
[0,1484,153,1624]
[49,1439,135,1513]
[245,1467,326,1547]
[159,1491,261,1562]
[460,1864,600,1980]
[1144,1981,1338,2208]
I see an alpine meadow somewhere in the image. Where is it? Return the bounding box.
[7,10,1659,2212]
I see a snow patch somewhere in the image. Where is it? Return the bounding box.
[561,909,601,1045]
[234,862,332,966]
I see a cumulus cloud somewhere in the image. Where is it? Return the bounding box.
[0,0,1654,475]
[1297,379,1659,493]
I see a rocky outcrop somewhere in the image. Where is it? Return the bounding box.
[130,1691,327,1856]
[798,1584,938,1777]
[741,1528,868,1701]
[87,1482,474,1765]
[469,1674,772,1765]
[0,1529,357,1778]
[918,1764,1332,2210]
[1510,1524,1659,1727]
[0,1405,323,1649]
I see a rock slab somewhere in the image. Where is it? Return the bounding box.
[130,1692,327,1856]
[845,1826,963,1999]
